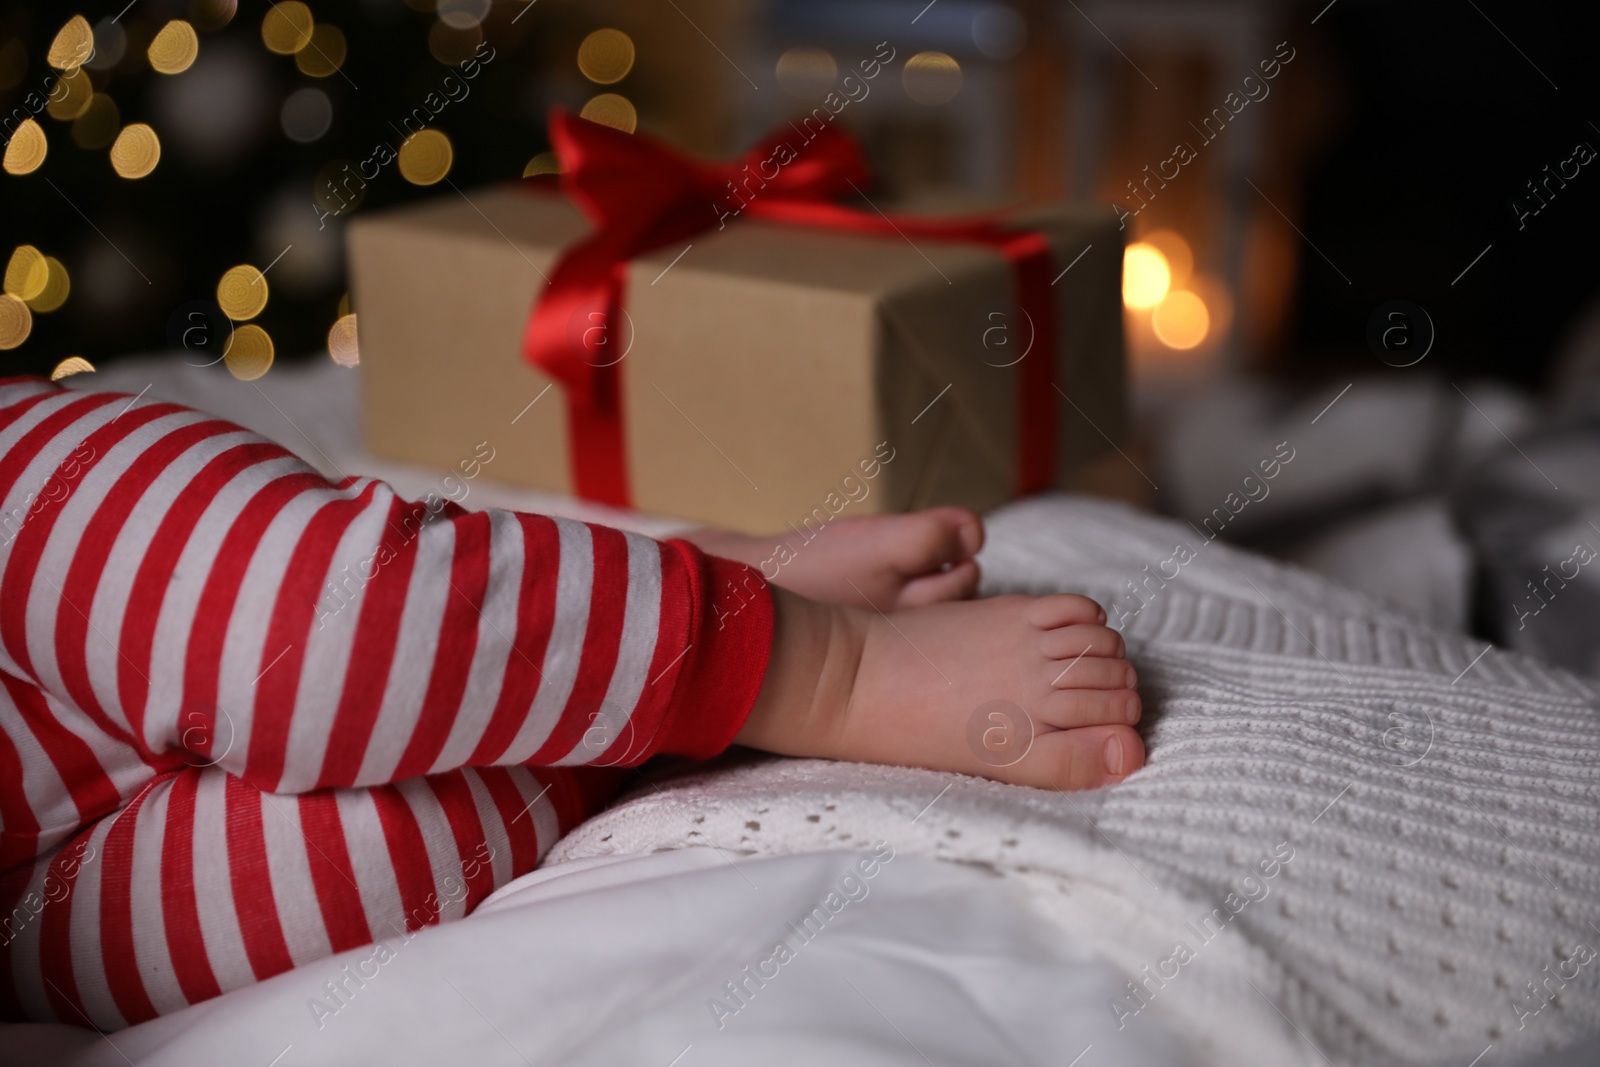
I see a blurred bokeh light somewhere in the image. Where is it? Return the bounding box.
[1122,244,1171,310]
[578,28,635,85]
[224,323,274,380]
[110,124,162,179]
[50,356,96,380]
[1151,290,1210,350]
[148,21,200,75]
[902,51,962,105]
[328,312,360,367]
[0,295,32,350]
[47,16,94,71]
[295,24,347,78]
[580,93,636,134]
[217,264,268,321]
[775,47,836,99]
[261,3,314,56]
[398,130,455,185]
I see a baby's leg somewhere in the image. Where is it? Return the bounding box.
[0,763,600,1030]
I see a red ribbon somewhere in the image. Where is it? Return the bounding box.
[523,108,1058,508]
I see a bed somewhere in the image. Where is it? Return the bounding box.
[4,355,1598,1067]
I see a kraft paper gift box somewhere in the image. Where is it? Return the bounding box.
[346,184,1126,534]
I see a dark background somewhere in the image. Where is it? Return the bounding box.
[1292,0,1600,389]
[1,0,1597,389]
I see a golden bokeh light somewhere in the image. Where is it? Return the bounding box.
[427,19,481,65]
[110,123,161,179]
[521,151,560,177]
[45,68,94,121]
[217,264,269,320]
[1143,229,1193,289]
[577,28,635,85]
[1122,243,1171,309]
[47,16,95,71]
[225,324,275,380]
[27,257,71,313]
[149,20,200,74]
[397,129,454,185]
[902,51,962,105]
[295,24,348,77]
[3,119,47,175]
[50,356,96,380]
[579,93,636,133]
[0,295,32,350]
[327,313,359,366]
[1150,289,1210,350]
[262,2,315,55]
[72,94,120,149]
[775,47,837,99]
[5,246,48,302]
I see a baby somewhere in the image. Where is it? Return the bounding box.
[0,377,1141,1029]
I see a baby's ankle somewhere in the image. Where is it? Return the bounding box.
[735,587,863,759]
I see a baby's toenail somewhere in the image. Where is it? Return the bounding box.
[958,521,983,556]
[1097,607,1107,623]
[1125,694,1139,720]
[1104,735,1125,775]
[1124,667,1136,688]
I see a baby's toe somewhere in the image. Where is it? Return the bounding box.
[896,558,980,607]
[1046,655,1135,690]
[1038,687,1141,729]
[1008,724,1145,790]
[1024,594,1106,629]
[1039,623,1124,660]
[891,507,982,574]
[933,505,985,558]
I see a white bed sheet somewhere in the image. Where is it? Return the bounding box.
[1,848,1194,1067]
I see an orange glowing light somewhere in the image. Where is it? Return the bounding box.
[1122,243,1171,309]
[1151,290,1210,350]
[1143,230,1194,289]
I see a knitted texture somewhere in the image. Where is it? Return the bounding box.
[549,495,1600,1066]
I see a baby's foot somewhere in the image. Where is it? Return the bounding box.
[685,506,984,609]
[737,587,1144,791]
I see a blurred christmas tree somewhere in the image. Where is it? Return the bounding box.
[0,0,666,379]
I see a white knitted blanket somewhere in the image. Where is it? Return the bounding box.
[549,495,1600,1067]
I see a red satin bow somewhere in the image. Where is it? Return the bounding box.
[523,108,1058,508]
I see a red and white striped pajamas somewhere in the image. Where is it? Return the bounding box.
[0,376,774,1030]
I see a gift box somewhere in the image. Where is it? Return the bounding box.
[346,116,1126,534]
